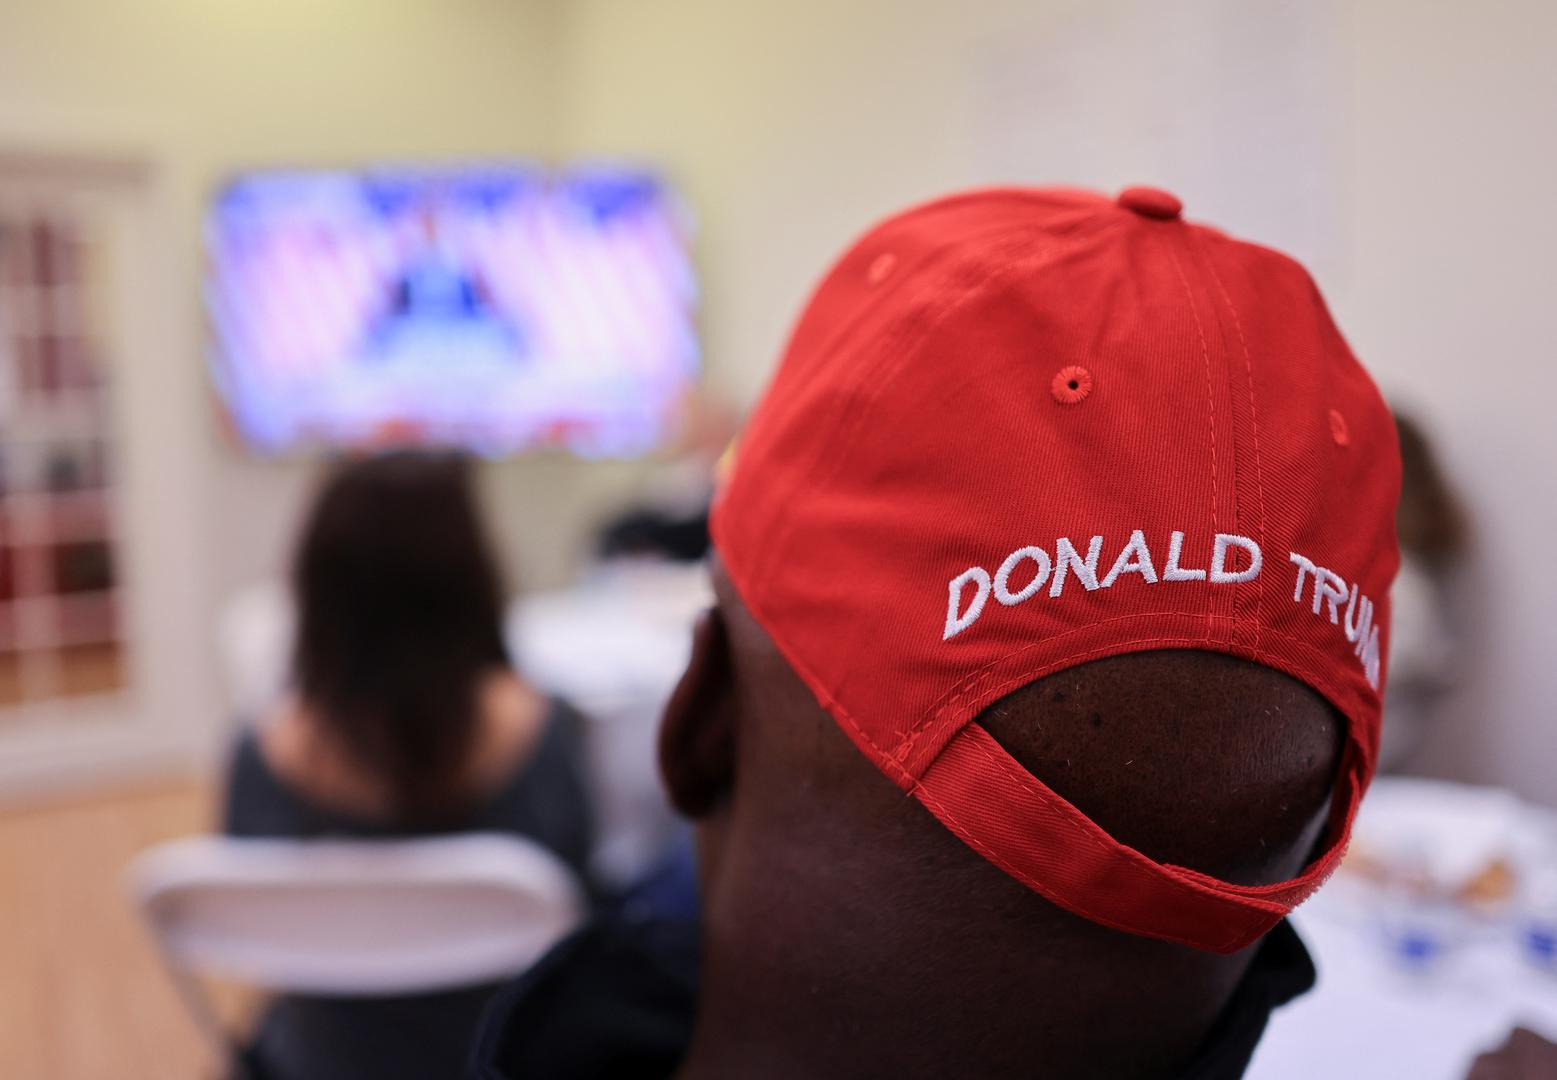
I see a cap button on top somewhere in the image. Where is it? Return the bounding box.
[1117,186,1183,221]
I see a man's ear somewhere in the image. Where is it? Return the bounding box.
[659,607,737,818]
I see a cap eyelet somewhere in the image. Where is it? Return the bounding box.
[867,253,896,284]
[1052,365,1093,405]
[1329,408,1350,446]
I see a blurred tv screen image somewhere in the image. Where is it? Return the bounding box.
[206,165,698,457]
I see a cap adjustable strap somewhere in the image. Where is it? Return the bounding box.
[911,723,1362,954]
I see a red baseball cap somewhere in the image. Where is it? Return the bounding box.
[711,186,1401,954]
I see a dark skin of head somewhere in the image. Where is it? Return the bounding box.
[660,558,1344,1080]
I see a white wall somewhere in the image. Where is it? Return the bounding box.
[557,0,1557,805]
[1332,1,1557,802]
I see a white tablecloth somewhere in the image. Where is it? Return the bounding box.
[1248,778,1557,1079]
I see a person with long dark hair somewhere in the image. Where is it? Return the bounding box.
[222,450,594,1079]
[1381,411,1471,769]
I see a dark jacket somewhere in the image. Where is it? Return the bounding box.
[470,914,1315,1080]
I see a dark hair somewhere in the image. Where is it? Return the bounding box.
[291,451,510,824]
[1394,412,1469,571]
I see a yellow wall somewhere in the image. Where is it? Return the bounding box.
[1,0,1553,804]
[0,0,585,789]
[557,0,983,405]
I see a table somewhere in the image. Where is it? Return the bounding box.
[1247,778,1557,1079]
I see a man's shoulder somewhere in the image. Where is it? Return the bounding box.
[470,915,700,1080]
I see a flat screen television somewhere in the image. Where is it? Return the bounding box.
[206,165,698,457]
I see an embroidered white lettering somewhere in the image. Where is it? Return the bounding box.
[1358,623,1382,688]
[1342,584,1372,644]
[1050,535,1104,598]
[1209,534,1263,584]
[1289,552,1321,602]
[1286,551,1385,690]
[994,546,1052,605]
[1312,568,1348,624]
[1163,531,1207,581]
[944,567,992,640]
[1352,596,1374,653]
[1101,530,1158,588]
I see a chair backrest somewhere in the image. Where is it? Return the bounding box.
[129,833,585,997]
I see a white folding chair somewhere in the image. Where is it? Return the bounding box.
[127,833,586,1067]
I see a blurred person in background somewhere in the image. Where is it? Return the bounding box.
[595,391,742,563]
[471,186,1402,1080]
[510,390,740,905]
[1381,411,1470,771]
[224,450,595,1080]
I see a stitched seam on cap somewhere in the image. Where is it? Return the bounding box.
[912,785,1256,953]
[755,218,1136,595]
[1196,231,1269,652]
[731,219,1045,588]
[727,537,1355,949]
[960,729,1291,916]
[898,610,1248,762]
[964,725,1350,904]
[1164,238,1220,647]
[800,235,1060,494]
[897,612,1365,770]
[746,226,1052,587]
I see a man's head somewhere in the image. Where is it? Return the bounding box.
[660,186,1399,1075]
[661,561,1342,1076]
